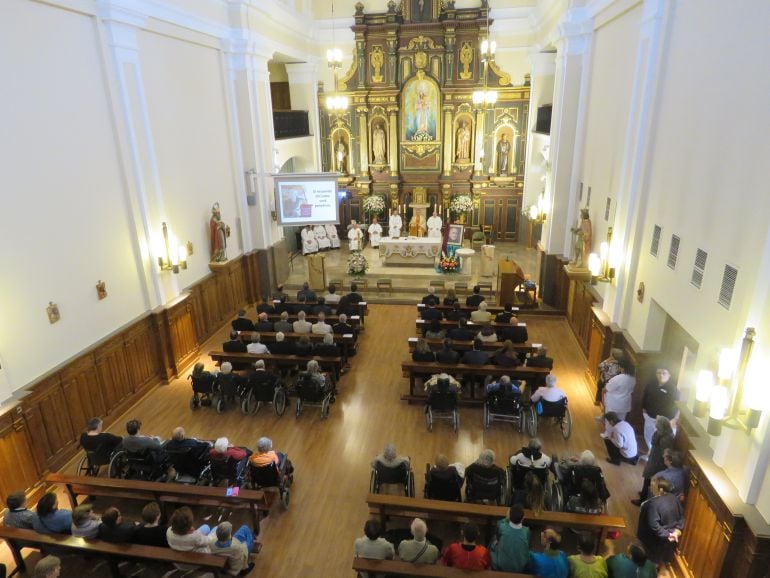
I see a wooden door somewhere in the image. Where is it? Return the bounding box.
[339,194,362,230]
[477,196,521,242]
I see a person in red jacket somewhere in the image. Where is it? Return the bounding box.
[442,523,491,570]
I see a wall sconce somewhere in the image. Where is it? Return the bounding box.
[598,227,616,282]
[157,222,188,274]
[588,253,601,284]
[693,328,762,436]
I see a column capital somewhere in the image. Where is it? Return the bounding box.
[285,62,320,85]
[552,7,593,57]
[528,51,556,76]
[98,2,146,52]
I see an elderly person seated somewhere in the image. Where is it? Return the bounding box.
[32,556,62,578]
[231,309,254,332]
[254,312,273,332]
[510,438,552,469]
[527,346,554,370]
[435,339,459,364]
[270,332,295,355]
[465,449,507,503]
[249,436,288,471]
[209,437,250,463]
[164,426,211,459]
[556,449,597,481]
[123,419,164,454]
[79,417,122,464]
[210,521,257,576]
[424,320,445,340]
[273,311,293,333]
[494,340,523,368]
[423,373,461,393]
[354,519,395,567]
[294,335,314,356]
[325,284,341,305]
[530,375,567,404]
[311,297,332,316]
[314,332,340,357]
[421,286,439,306]
[246,332,270,354]
[476,325,498,343]
[485,375,521,396]
[397,518,439,564]
[565,479,604,515]
[510,471,546,514]
[412,338,436,362]
[292,311,312,334]
[426,454,465,492]
[222,330,247,353]
[311,312,333,334]
[333,313,356,337]
[470,301,492,323]
[495,303,518,324]
[372,444,410,470]
[302,360,329,391]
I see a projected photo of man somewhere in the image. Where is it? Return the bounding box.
[281,185,308,218]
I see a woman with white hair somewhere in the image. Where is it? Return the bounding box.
[470,300,492,323]
[208,436,250,463]
[303,359,328,390]
[397,518,439,564]
[510,438,552,469]
[464,449,507,503]
[372,444,410,469]
[530,374,567,403]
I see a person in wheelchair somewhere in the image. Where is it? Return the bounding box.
[79,417,122,468]
[423,372,461,393]
[209,438,251,487]
[190,362,217,407]
[122,419,164,454]
[486,375,521,395]
[424,454,464,502]
[249,437,291,479]
[301,360,332,393]
[164,427,211,458]
[247,360,280,388]
[216,362,248,410]
[465,449,507,504]
[530,374,567,405]
[164,427,212,481]
[510,437,552,470]
[372,444,409,470]
[565,479,604,515]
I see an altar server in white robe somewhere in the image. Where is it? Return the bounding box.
[301,225,319,255]
[348,222,364,251]
[368,215,383,248]
[427,211,443,239]
[314,225,331,250]
[389,209,403,238]
[325,224,341,248]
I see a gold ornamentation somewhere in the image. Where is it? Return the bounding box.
[413,186,427,204]
[371,46,384,83]
[489,60,511,86]
[403,143,440,158]
[407,35,444,50]
[415,51,428,70]
[338,55,357,91]
[459,41,473,80]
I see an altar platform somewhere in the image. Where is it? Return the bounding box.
[379,237,442,266]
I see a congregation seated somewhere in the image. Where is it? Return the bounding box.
[272,283,288,301]
[444,302,463,321]
[273,311,293,333]
[249,436,285,469]
[603,539,657,578]
[333,313,356,337]
[346,283,363,304]
[465,449,506,504]
[209,436,250,463]
[493,340,523,367]
[256,298,275,315]
[313,333,340,358]
[210,520,257,576]
[529,528,569,578]
[292,311,312,334]
[435,339,459,364]
[531,374,567,404]
[131,502,169,548]
[498,317,529,343]
[294,335,314,357]
[311,313,332,334]
[293,295,311,315]
[568,533,607,577]
[425,454,464,502]
[311,297,332,316]
[4,491,35,529]
[421,286,439,306]
[246,332,269,354]
[33,556,61,578]
[372,443,410,470]
[254,312,273,332]
[494,303,518,324]
[485,375,521,396]
[246,360,281,393]
[79,417,122,464]
[489,504,530,573]
[424,320,445,340]
[223,330,247,353]
[123,419,164,454]
[33,492,71,535]
[98,507,137,543]
[270,332,295,355]
[325,284,341,306]
[296,281,317,302]
[397,518,440,564]
[565,479,604,515]
[164,426,211,459]
[166,506,216,563]
[448,318,475,341]
[470,301,492,323]
[354,519,394,567]
[300,360,331,392]
[424,373,461,394]
[510,437,552,470]
[420,300,442,322]
[412,339,436,362]
[71,503,100,538]
[527,346,554,369]
[460,339,489,365]
[443,288,458,306]
[510,471,546,515]
[465,285,485,307]
[476,325,498,343]
[231,309,254,332]
[442,522,490,570]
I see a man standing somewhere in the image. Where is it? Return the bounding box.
[641,368,679,453]
[348,222,364,251]
[368,215,383,248]
[427,211,443,238]
[601,361,635,421]
[388,209,403,238]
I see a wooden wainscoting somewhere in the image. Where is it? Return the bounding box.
[0,404,43,501]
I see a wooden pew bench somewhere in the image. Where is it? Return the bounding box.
[366,493,626,554]
[264,313,362,329]
[407,337,539,355]
[46,473,271,530]
[416,319,529,340]
[209,350,343,381]
[273,299,368,323]
[353,558,531,577]
[0,526,227,578]
[400,360,550,405]
[238,331,356,364]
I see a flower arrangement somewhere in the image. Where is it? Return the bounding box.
[450,194,473,213]
[363,194,386,215]
[347,251,369,276]
[438,253,461,273]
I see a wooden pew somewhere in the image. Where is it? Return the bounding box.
[366,493,626,554]
[416,318,529,336]
[210,350,343,381]
[407,337,538,355]
[0,526,226,578]
[353,558,530,577]
[273,299,368,322]
[238,331,356,364]
[416,303,562,316]
[46,472,271,529]
[400,360,550,405]
[263,313,362,329]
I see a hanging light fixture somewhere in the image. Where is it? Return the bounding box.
[472,5,497,108]
[156,222,189,274]
[325,0,348,111]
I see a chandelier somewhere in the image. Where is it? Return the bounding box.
[472,7,497,107]
[325,1,348,111]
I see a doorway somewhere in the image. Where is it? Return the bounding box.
[476,195,521,241]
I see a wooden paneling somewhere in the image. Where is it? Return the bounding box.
[124,318,162,394]
[166,295,199,376]
[21,375,76,473]
[567,278,595,355]
[61,356,105,435]
[0,404,42,506]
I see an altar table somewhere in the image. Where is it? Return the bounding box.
[379,237,442,265]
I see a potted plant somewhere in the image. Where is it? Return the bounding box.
[347,251,369,280]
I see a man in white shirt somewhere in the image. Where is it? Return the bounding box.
[388,209,402,238]
[301,225,318,255]
[530,374,567,403]
[426,211,443,238]
[246,333,270,354]
[348,222,364,251]
[314,224,331,250]
[325,284,341,305]
[601,411,639,465]
[368,215,383,247]
[601,364,636,421]
[292,311,312,334]
[311,313,332,334]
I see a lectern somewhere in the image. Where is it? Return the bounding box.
[307,253,326,291]
[497,259,519,305]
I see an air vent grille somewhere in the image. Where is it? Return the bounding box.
[650,225,661,257]
[667,235,680,270]
[691,249,707,289]
[718,265,738,309]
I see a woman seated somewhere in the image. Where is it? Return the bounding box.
[566,479,604,515]
[301,360,330,392]
[510,471,546,514]
[443,288,458,306]
[425,320,446,341]
[423,373,461,394]
[33,493,72,535]
[412,338,436,362]
[294,335,314,357]
[476,325,498,343]
[494,340,523,367]
[445,302,463,321]
[166,506,216,573]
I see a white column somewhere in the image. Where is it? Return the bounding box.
[541,19,592,258]
[97,4,178,307]
[523,52,556,210]
[285,62,322,171]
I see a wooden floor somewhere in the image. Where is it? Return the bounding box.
[6,304,649,576]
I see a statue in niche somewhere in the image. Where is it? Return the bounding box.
[372,123,387,164]
[335,138,348,174]
[459,41,473,80]
[455,121,471,161]
[496,133,511,175]
[570,208,592,267]
[371,46,384,83]
[209,202,231,262]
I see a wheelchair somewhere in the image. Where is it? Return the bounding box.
[483,389,525,431]
[241,373,287,417]
[209,454,249,487]
[108,449,169,481]
[248,459,293,508]
[370,460,415,497]
[292,372,334,419]
[464,464,509,505]
[75,449,114,477]
[215,372,249,414]
[563,464,610,513]
[508,461,563,511]
[165,447,212,485]
[425,388,459,432]
[424,463,463,502]
[527,397,572,439]
[189,370,217,410]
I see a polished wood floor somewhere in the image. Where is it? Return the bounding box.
[5,304,650,576]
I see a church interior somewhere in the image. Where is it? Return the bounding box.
[2,0,770,576]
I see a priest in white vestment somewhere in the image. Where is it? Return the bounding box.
[314,225,331,250]
[427,211,443,239]
[348,222,364,251]
[325,224,341,248]
[388,210,403,238]
[368,216,383,248]
[301,225,319,255]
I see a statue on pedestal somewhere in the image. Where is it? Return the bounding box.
[209,202,231,262]
[496,133,511,175]
[570,208,592,267]
[372,124,387,164]
[456,121,471,161]
[335,139,348,174]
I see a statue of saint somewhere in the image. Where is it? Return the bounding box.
[209,202,231,262]
[335,139,348,174]
[372,124,387,164]
[456,121,471,161]
[496,133,511,175]
[371,47,384,83]
[459,41,473,80]
[570,208,592,267]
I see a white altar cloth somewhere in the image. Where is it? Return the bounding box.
[379,237,442,265]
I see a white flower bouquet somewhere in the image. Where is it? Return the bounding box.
[450,194,473,213]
